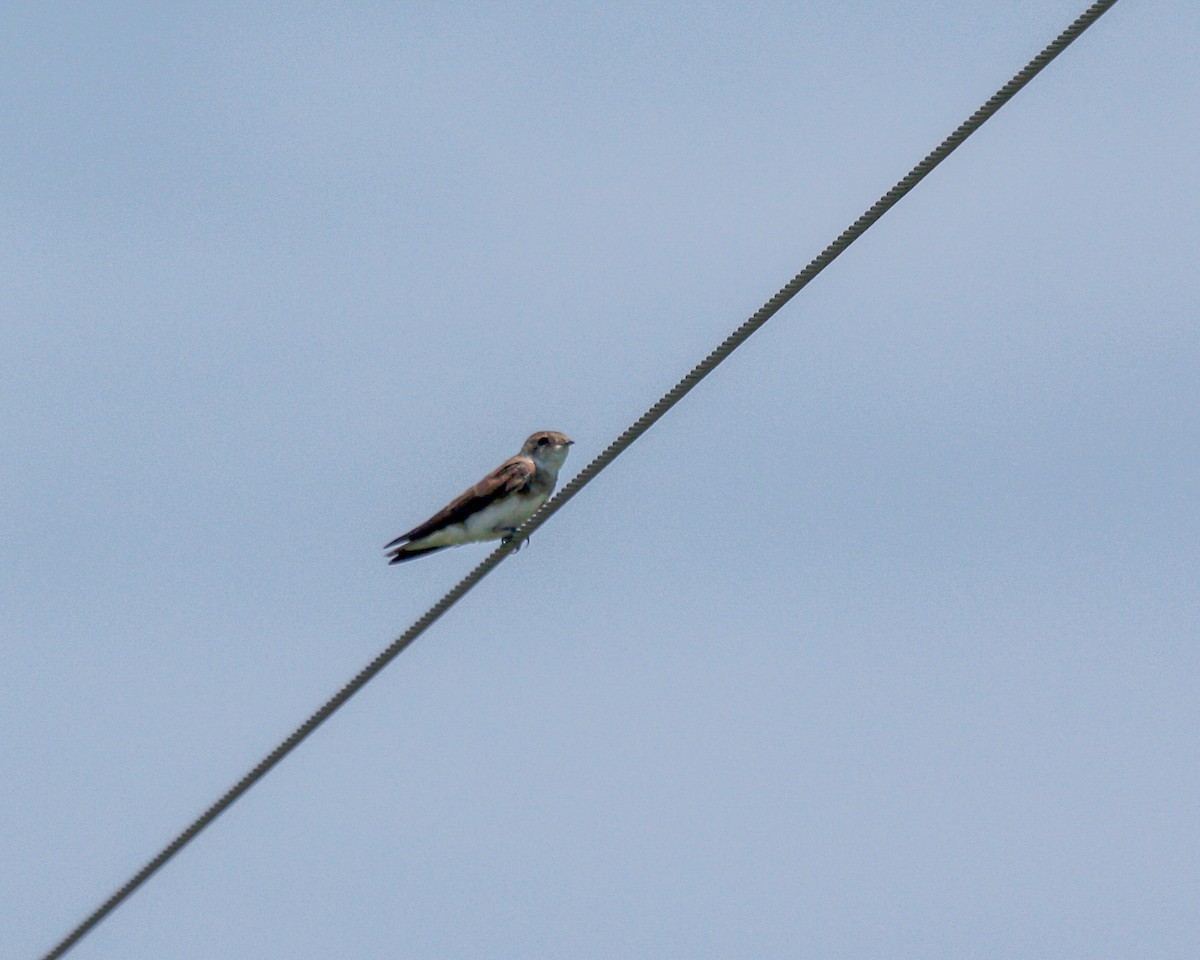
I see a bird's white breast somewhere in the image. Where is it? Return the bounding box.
[462,492,546,540]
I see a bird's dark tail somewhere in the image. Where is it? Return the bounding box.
[387,544,450,564]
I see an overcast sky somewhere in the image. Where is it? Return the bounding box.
[4,2,1198,958]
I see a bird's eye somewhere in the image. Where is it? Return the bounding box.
[537,436,550,447]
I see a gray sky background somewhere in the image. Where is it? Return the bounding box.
[3,2,1198,957]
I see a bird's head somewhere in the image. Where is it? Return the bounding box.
[522,430,574,470]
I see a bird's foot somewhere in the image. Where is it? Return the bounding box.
[500,529,531,552]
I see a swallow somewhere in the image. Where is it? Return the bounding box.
[385,431,574,564]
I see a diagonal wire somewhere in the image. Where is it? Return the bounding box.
[40,2,1121,957]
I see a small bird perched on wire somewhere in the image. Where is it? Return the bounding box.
[385,430,574,564]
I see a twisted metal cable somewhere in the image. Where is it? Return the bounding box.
[40,2,1121,956]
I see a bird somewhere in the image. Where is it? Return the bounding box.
[385,430,574,564]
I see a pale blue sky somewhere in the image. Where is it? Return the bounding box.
[4,2,1198,958]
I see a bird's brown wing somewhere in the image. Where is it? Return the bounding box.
[385,456,536,548]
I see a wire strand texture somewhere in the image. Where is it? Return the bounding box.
[40,2,1122,957]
